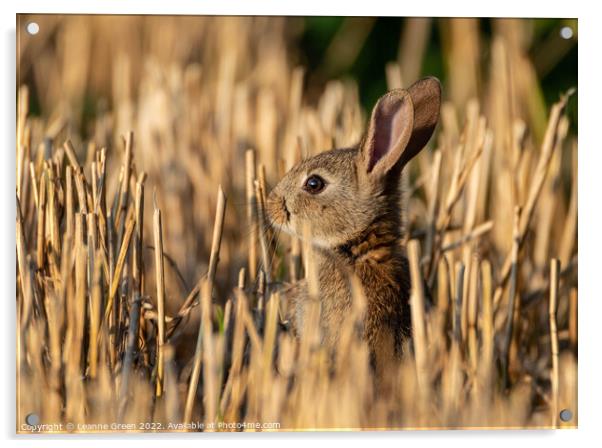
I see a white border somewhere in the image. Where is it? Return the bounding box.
[2,1,599,446]
[5,1,582,17]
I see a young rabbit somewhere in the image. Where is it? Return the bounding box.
[266,77,441,377]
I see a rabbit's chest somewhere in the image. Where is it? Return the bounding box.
[317,258,354,342]
[284,255,353,343]
[321,253,410,351]
[286,251,410,353]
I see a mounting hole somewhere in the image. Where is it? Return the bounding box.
[560,26,573,40]
[559,408,573,422]
[25,413,40,426]
[26,22,39,36]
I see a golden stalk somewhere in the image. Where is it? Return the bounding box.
[184,186,227,424]
[568,287,577,353]
[103,215,135,323]
[478,259,494,405]
[408,239,430,404]
[246,149,258,281]
[254,179,272,284]
[549,258,560,427]
[153,205,166,397]
[88,248,102,379]
[501,205,521,387]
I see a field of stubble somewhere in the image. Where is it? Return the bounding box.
[16,16,577,431]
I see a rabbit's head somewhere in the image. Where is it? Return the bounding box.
[267,77,441,250]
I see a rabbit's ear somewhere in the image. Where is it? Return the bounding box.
[359,77,441,179]
[397,77,441,169]
[359,89,415,178]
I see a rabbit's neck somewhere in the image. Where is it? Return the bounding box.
[334,214,404,266]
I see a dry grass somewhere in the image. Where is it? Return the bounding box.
[16,15,577,432]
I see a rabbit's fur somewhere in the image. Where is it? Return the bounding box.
[267,78,441,376]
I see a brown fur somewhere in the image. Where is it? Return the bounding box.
[266,77,441,378]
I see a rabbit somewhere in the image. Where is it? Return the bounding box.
[266,77,441,379]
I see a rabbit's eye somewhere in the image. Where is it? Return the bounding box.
[303,175,326,194]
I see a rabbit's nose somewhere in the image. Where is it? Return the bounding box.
[266,193,289,225]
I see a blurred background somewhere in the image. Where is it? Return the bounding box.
[18,16,577,136]
[302,18,577,120]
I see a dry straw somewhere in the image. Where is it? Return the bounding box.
[16,16,577,431]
